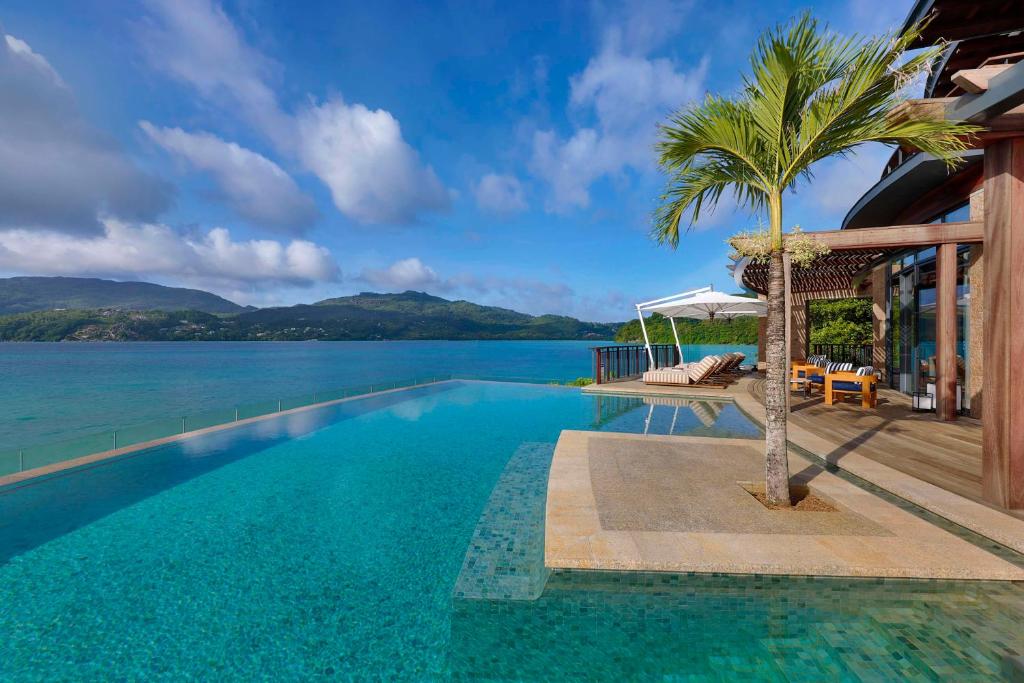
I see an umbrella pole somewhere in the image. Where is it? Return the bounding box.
[669,316,682,364]
[637,306,655,367]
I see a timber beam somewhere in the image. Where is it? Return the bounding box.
[732,221,983,253]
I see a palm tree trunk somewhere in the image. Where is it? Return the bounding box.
[764,248,791,506]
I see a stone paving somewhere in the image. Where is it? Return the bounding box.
[545,430,1024,580]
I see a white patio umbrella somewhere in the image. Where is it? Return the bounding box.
[635,286,766,365]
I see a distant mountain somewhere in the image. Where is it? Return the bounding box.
[0,290,619,341]
[0,277,246,315]
[241,290,618,340]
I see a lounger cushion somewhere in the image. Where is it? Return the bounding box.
[643,369,690,385]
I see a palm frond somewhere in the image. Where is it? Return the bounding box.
[654,13,980,249]
[653,161,767,247]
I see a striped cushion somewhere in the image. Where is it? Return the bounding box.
[643,369,689,385]
[686,356,718,383]
[855,366,875,376]
[825,362,853,374]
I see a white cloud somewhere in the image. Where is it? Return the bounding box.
[802,145,893,216]
[0,220,340,290]
[137,0,292,147]
[531,28,708,212]
[138,0,451,225]
[473,173,527,215]
[589,0,693,56]
[295,98,451,224]
[0,32,171,233]
[139,122,318,233]
[360,257,440,290]
[4,35,65,86]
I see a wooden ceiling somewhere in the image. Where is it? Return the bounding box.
[904,0,1024,97]
[907,0,1024,47]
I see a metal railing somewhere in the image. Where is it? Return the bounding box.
[591,344,679,384]
[811,343,873,367]
[0,375,458,479]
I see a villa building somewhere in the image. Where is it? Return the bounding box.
[733,0,1024,509]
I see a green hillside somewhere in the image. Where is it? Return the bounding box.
[0,291,619,341]
[0,277,246,315]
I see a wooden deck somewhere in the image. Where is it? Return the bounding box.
[585,374,1023,523]
[745,377,1024,521]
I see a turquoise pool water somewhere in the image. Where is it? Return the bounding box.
[0,341,757,447]
[1,382,1020,680]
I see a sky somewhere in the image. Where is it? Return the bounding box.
[0,0,914,321]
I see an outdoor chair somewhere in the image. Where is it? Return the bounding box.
[825,366,878,408]
[786,356,827,393]
[806,361,853,396]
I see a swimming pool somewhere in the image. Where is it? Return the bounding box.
[0,381,1021,680]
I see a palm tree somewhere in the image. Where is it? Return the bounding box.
[653,14,977,506]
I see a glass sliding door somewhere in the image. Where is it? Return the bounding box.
[884,200,972,399]
[898,268,915,393]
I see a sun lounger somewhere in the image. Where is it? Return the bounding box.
[718,352,748,376]
[642,354,729,388]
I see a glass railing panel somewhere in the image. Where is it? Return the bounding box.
[237,400,279,421]
[0,448,23,477]
[279,395,316,412]
[116,417,187,449]
[19,432,116,472]
[2,376,467,478]
[185,407,238,433]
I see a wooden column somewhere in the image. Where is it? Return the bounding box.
[983,137,1024,509]
[935,242,959,421]
[871,265,888,380]
[783,253,792,411]
[967,189,985,417]
[966,245,984,417]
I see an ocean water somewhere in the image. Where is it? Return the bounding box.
[0,341,757,447]
[0,381,1021,681]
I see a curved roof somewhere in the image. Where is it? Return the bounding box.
[842,150,982,230]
